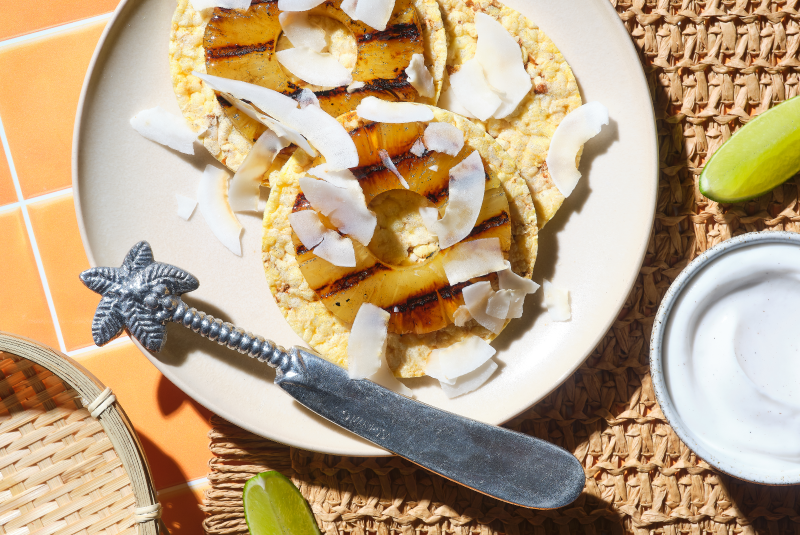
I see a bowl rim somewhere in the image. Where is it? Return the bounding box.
[650,230,800,486]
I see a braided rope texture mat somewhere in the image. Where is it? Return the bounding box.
[0,352,137,535]
[202,1,800,534]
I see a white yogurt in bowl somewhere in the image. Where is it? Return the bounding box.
[651,231,800,484]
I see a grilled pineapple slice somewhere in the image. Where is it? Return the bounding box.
[290,114,512,335]
[205,0,424,144]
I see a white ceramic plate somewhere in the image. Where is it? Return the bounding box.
[73,0,657,456]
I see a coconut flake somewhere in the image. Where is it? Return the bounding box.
[191,0,250,10]
[356,96,434,123]
[429,164,439,171]
[277,0,325,11]
[194,73,358,169]
[442,237,505,285]
[379,149,409,189]
[423,151,485,249]
[308,163,360,188]
[404,54,435,98]
[427,336,495,384]
[423,122,464,156]
[198,165,243,256]
[279,12,326,52]
[229,130,289,212]
[340,0,358,18]
[347,303,390,379]
[130,106,197,155]
[418,206,439,229]
[315,232,357,267]
[498,261,540,294]
[369,361,413,397]
[473,13,533,119]
[410,138,426,157]
[176,194,197,221]
[289,210,327,250]
[453,305,472,327]
[449,59,501,121]
[440,359,498,398]
[439,86,476,119]
[276,48,353,88]
[546,102,609,197]
[543,280,571,321]
[297,89,320,109]
[299,176,376,246]
[462,281,505,334]
[346,81,366,93]
[353,0,395,31]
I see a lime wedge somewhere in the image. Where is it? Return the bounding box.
[699,96,800,203]
[243,471,320,535]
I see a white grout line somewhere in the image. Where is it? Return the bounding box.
[0,13,113,50]
[0,187,74,214]
[0,113,67,353]
[157,477,211,497]
[67,336,132,359]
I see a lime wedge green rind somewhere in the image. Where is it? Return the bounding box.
[243,471,321,535]
[699,95,800,203]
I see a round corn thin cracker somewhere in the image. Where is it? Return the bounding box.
[169,0,448,183]
[437,0,583,227]
[262,107,537,378]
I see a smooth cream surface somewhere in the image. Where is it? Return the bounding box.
[664,242,800,476]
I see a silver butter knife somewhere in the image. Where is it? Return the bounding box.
[80,241,585,509]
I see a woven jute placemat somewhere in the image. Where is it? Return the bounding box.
[201,1,800,534]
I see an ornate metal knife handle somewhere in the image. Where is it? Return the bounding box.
[79,241,289,372]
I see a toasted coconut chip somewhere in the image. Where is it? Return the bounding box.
[191,0,249,10]
[369,359,413,397]
[427,336,495,385]
[418,206,439,229]
[194,73,358,170]
[299,176,376,246]
[340,0,358,19]
[423,151,485,249]
[453,305,472,327]
[278,0,326,11]
[347,81,366,94]
[449,60,501,121]
[462,281,505,334]
[353,0,395,31]
[347,303,390,379]
[546,102,609,197]
[410,138,426,157]
[506,291,526,319]
[297,89,320,109]
[441,360,498,399]
[498,260,540,294]
[486,289,527,319]
[230,130,289,212]
[176,194,197,221]
[423,122,464,156]
[130,106,197,155]
[442,237,505,286]
[429,164,439,171]
[379,149,409,189]
[276,48,353,88]
[405,54,435,99]
[308,163,359,188]
[439,86,476,119]
[543,280,571,321]
[315,232,357,267]
[198,165,242,256]
[356,96,434,123]
[474,13,533,119]
[289,210,326,250]
[279,12,326,53]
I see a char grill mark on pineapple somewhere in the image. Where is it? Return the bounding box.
[205,41,273,60]
[357,23,421,43]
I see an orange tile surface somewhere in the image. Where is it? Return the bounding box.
[0,208,59,348]
[27,193,97,351]
[0,149,14,206]
[159,482,210,535]
[0,21,105,199]
[78,342,214,490]
[0,0,118,41]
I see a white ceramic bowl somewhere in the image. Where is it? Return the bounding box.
[651,230,800,485]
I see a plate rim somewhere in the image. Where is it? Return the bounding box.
[72,0,659,456]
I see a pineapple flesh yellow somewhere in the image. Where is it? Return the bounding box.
[291,116,512,335]
[204,0,424,144]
